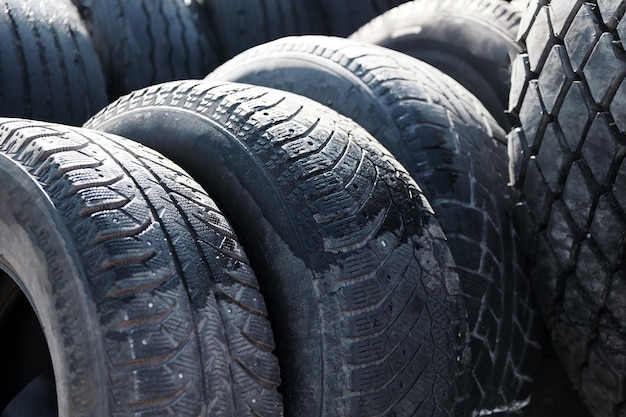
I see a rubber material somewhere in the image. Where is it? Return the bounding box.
[0,118,281,416]
[1,371,56,417]
[319,0,411,36]
[350,0,522,129]
[508,1,626,416]
[201,0,325,60]
[0,0,107,126]
[206,35,542,416]
[72,0,219,100]
[85,79,471,417]
[0,284,54,415]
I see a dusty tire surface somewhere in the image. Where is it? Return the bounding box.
[350,0,522,129]
[72,0,219,100]
[85,79,471,417]
[206,35,542,415]
[0,118,281,416]
[508,1,626,416]
[0,0,107,126]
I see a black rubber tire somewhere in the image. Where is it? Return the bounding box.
[71,0,219,100]
[318,0,411,37]
[206,35,543,416]
[0,0,107,126]
[349,0,522,130]
[0,118,281,416]
[1,371,56,417]
[85,79,472,417]
[0,284,55,416]
[201,0,325,60]
[507,1,626,416]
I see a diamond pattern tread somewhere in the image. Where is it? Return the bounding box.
[508,1,626,416]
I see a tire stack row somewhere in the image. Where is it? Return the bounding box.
[0,1,622,417]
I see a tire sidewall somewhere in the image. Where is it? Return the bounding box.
[0,155,108,417]
[85,107,325,415]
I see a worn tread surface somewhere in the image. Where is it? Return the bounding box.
[72,0,219,100]
[508,1,626,416]
[0,118,281,416]
[201,0,325,60]
[206,35,542,416]
[0,0,107,126]
[350,0,522,129]
[86,79,471,417]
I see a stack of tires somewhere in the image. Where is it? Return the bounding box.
[0,1,622,417]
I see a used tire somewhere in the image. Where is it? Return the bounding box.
[206,35,542,415]
[0,0,107,126]
[201,0,325,60]
[508,1,626,416]
[350,0,522,129]
[71,0,219,100]
[0,118,281,416]
[85,80,471,417]
[0,283,55,417]
[319,0,411,37]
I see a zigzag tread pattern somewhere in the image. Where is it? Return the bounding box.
[85,79,470,417]
[0,117,281,416]
[108,136,283,416]
[207,35,541,414]
[0,118,204,416]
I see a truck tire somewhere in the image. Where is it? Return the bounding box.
[0,118,281,416]
[205,35,542,415]
[0,0,107,126]
[201,0,325,60]
[71,0,219,100]
[319,0,411,36]
[507,1,626,416]
[85,80,472,417]
[350,0,522,129]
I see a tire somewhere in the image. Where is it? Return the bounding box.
[201,0,325,60]
[1,371,56,417]
[205,35,543,415]
[0,0,107,126]
[85,79,472,417]
[0,284,55,417]
[350,0,522,130]
[319,0,411,37]
[507,1,626,416]
[71,0,219,100]
[0,118,281,416]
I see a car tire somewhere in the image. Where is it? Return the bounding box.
[85,79,471,417]
[318,0,411,37]
[350,0,522,129]
[0,0,107,125]
[0,118,281,416]
[71,0,219,100]
[201,0,325,60]
[205,35,543,415]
